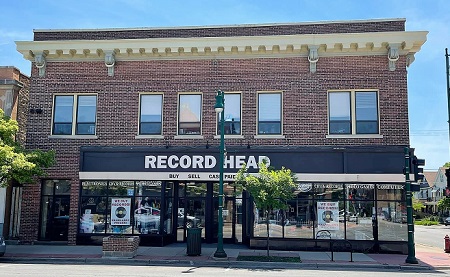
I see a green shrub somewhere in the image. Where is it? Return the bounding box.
[415,219,439,226]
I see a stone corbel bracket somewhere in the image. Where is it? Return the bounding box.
[34,52,47,77]
[104,50,116,76]
[388,43,400,71]
[308,45,319,73]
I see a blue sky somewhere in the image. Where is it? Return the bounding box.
[1,0,449,170]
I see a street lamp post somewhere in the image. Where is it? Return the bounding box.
[404,147,418,264]
[214,90,227,258]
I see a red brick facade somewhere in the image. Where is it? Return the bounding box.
[18,19,421,245]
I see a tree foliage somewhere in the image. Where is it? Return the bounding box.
[412,198,425,212]
[235,161,297,256]
[443,162,450,168]
[0,109,55,187]
[438,197,450,211]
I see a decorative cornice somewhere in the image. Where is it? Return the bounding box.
[16,31,427,68]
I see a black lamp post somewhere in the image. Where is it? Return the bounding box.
[213,90,227,258]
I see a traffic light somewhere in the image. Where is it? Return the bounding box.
[412,156,425,182]
[445,168,450,197]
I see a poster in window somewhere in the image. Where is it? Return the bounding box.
[317,202,339,230]
[111,198,131,225]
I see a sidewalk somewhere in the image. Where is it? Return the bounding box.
[1,241,449,270]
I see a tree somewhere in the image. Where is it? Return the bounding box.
[438,197,450,212]
[235,161,297,256]
[443,162,450,168]
[0,109,55,187]
[412,198,425,212]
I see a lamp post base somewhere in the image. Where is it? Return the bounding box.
[213,249,228,259]
[405,256,418,264]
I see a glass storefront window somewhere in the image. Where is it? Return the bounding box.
[377,184,406,201]
[134,197,161,235]
[377,201,407,241]
[223,183,235,197]
[109,181,134,196]
[136,181,162,196]
[81,181,107,196]
[187,182,207,197]
[295,183,314,199]
[346,184,374,201]
[80,196,107,234]
[345,201,374,240]
[285,199,314,238]
[315,183,344,200]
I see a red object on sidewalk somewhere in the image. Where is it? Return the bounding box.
[445,235,450,253]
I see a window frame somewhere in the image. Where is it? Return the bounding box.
[177,92,203,136]
[257,91,283,135]
[51,94,98,136]
[216,92,242,136]
[138,93,163,136]
[328,89,380,136]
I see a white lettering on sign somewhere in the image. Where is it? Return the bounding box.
[145,155,270,169]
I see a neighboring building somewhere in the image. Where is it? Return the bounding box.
[426,167,448,214]
[15,18,427,253]
[0,66,29,239]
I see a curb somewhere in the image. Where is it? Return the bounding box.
[0,256,439,270]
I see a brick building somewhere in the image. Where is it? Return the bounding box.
[0,66,29,239]
[15,18,427,253]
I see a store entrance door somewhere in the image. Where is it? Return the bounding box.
[39,180,71,241]
[175,181,241,244]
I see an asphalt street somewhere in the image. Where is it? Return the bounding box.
[414,225,450,250]
[0,263,448,277]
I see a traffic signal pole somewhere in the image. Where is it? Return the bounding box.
[404,147,418,264]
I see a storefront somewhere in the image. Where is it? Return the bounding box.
[76,145,409,253]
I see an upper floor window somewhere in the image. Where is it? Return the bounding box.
[178,94,202,135]
[52,95,97,135]
[328,90,379,135]
[217,93,241,135]
[258,92,282,135]
[139,94,162,135]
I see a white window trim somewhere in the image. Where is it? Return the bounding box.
[177,92,203,136]
[215,91,242,137]
[48,135,98,139]
[138,92,164,136]
[135,135,165,139]
[256,91,283,136]
[174,135,204,139]
[254,135,286,139]
[326,134,383,139]
[327,89,380,136]
[51,93,98,136]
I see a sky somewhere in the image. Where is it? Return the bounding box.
[1,0,449,170]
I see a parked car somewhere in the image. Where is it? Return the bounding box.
[444,217,450,226]
[0,236,5,257]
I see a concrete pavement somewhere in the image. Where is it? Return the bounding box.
[1,241,449,271]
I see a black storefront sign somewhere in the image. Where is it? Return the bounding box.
[80,145,405,175]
